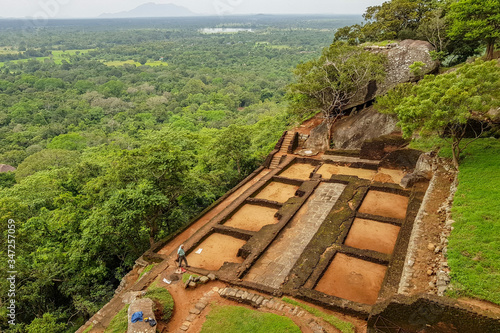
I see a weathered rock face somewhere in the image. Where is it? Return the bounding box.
[346,39,439,109]
[0,164,16,173]
[330,106,399,149]
[128,298,156,333]
[304,121,331,151]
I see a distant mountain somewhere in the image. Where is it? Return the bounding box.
[99,3,196,18]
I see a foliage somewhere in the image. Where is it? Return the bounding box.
[15,149,80,180]
[445,138,500,305]
[334,0,485,65]
[448,0,500,60]
[200,305,301,333]
[282,297,355,333]
[145,285,175,322]
[1,16,348,332]
[139,264,156,279]
[104,304,129,333]
[0,171,15,188]
[376,60,500,167]
[25,313,67,333]
[287,42,386,120]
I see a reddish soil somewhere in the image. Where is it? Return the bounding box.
[154,269,228,333]
[317,164,376,180]
[315,253,387,305]
[293,113,324,135]
[408,169,453,294]
[279,163,316,180]
[186,233,246,271]
[223,204,278,231]
[344,218,401,255]
[254,181,299,203]
[358,190,409,220]
[158,169,270,256]
[377,168,406,184]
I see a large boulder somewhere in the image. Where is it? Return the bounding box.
[331,106,399,149]
[347,39,439,109]
[304,121,331,152]
[0,164,16,173]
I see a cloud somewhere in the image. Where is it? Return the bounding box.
[0,0,384,18]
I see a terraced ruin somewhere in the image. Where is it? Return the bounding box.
[78,130,500,333]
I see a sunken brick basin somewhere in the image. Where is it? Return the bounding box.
[358,190,409,220]
[279,163,317,180]
[316,163,377,180]
[253,181,299,203]
[315,253,387,305]
[344,218,401,255]
[222,204,279,232]
[186,233,246,271]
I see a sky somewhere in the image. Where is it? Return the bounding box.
[0,0,385,18]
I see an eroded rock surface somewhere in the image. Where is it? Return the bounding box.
[304,121,330,151]
[348,39,439,109]
[331,107,399,149]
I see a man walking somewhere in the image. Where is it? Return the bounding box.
[177,244,188,268]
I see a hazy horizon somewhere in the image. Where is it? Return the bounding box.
[0,0,384,19]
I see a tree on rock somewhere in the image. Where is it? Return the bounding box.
[287,42,386,121]
[376,60,500,167]
[448,0,500,60]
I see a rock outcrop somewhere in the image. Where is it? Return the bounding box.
[0,164,16,173]
[330,40,438,150]
[304,121,331,152]
[330,106,399,149]
[346,39,439,109]
[127,298,156,333]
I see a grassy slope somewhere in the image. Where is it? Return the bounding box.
[446,138,500,304]
[201,305,301,333]
[411,137,500,304]
[104,304,129,333]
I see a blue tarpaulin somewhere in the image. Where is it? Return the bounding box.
[131,311,143,323]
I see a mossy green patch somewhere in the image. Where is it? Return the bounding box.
[82,324,93,333]
[139,264,155,279]
[282,297,355,333]
[145,285,174,322]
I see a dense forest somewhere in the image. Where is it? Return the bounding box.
[0,15,361,332]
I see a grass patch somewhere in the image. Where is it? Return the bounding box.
[139,264,155,279]
[0,49,93,67]
[145,285,174,322]
[82,325,93,333]
[282,297,354,333]
[446,138,500,304]
[182,273,200,283]
[201,305,301,333]
[104,304,129,333]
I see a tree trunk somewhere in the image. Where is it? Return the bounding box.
[451,141,460,169]
[236,159,241,175]
[486,41,495,60]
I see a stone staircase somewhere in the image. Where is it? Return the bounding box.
[269,131,295,169]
